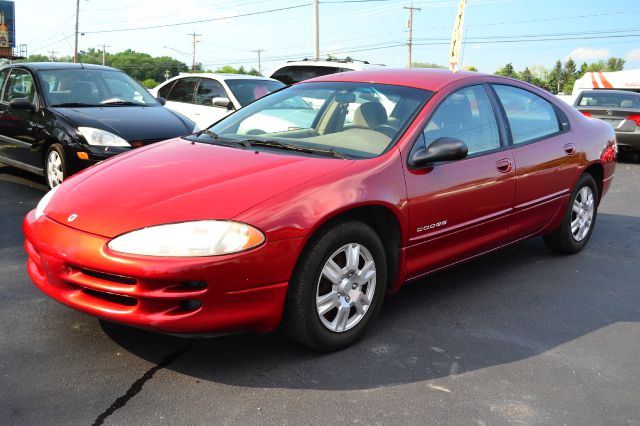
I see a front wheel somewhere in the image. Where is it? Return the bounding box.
[282,221,387,351]
[45,144,67,189]
[543,173,598,254]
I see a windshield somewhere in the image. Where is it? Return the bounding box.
[200,82,431,159]
[38,68,159,107]
[225,79,285,107]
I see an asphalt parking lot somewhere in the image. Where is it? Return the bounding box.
[1,161,639,426]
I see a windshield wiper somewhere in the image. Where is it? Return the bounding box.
[51,102,96,107]
[243,139,348,159]
[194,129,220,139]
[100,99,146,106]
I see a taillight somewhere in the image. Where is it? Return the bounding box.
[581,111,592,118]
[626,115,640,126]
[601,139,617,163]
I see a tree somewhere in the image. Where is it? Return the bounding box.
[562,57,578,94]
[520,67,533,83]
[495,63,515,78]
[606,57,625,71]
[548,60,563,94]
[463,65,478,72]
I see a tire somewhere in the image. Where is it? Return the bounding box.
[543,173,598,254]
[45,144,67,189]
[282,221,387,351]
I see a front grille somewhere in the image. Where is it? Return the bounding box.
[82,288,138,306]
[79,268,136,285]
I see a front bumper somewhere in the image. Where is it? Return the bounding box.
[23,211,303,334]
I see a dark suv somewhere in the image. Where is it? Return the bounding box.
[0,63,196,188]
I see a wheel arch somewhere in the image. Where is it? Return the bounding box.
[583,162,603,204]
[294,203,403,294]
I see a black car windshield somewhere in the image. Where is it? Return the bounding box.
[202,82,432,159]
[225,79,285,107]
[38,68,159,107]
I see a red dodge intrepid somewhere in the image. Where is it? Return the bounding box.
[24,69,617,350]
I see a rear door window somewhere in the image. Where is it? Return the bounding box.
[166,77,198,103]
[493,85,560,144]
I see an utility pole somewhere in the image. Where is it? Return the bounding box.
[188,32,201,72]
[404,3,420,68]
[253,49,264,75]
[74,0,80,63]
[313,0,319,61]
[48,50,58,62]
[101,43,110,66]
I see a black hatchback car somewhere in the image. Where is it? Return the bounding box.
[0,63,197,188]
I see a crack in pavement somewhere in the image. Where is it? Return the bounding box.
[91,343,194,426]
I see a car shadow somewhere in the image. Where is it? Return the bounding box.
[101,211,640,391]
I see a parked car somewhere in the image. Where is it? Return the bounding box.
[149,73,284,129]
[24,69,616,351]
[269,58,382,85]
[0,63,197,188]
[574,89,640,161]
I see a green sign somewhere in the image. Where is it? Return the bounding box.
[0,0,15,48]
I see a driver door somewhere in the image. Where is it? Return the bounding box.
[404,84,516,278]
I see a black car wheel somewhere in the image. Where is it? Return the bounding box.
[282,221,387,351]
[543,173,598,254]
[45,144,67,189]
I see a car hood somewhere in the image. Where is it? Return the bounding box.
[53,106,193,141]
[45,139,353,238]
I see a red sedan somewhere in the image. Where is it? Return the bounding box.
[24,69,617,351]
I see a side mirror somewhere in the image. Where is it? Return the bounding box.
[9,97,36,112]
[408,137,468,168]
[156,96,167,106]
[212,97,234,110]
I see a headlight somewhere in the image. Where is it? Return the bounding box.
[78,127,130,147]
[107,220,265,257]
[35,185,59,220]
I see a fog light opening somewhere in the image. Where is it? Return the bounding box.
[180,300,202,312]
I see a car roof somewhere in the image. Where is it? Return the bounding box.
[1,62,121,72]
[175,72,279,81]
[274,60,382,70]
[300,68,481,92]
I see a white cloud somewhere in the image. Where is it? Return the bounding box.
[626,49,640,62]
[566,47,610,60]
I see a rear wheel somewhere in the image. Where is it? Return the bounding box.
[543,173,598,254]
[282,221,387,351]
[45,144,67,189]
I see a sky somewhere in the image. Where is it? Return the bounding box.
[11,0,640,75]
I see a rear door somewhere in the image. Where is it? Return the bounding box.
[491,84,578,239]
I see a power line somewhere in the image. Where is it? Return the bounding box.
[82,4,313,34]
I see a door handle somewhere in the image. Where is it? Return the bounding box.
[564,143,576,155]
[496,158,513,173]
